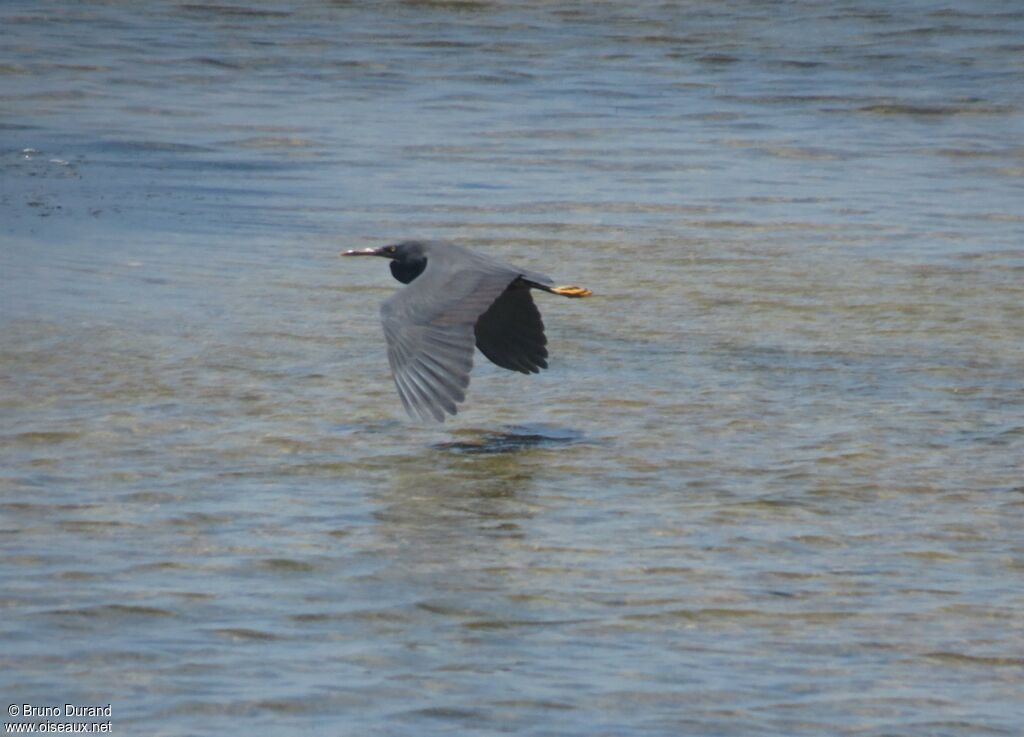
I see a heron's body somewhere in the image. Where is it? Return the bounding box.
[343,240,591,422]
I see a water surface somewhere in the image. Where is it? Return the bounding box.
[2,2,1023,735]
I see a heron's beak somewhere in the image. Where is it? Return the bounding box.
[340,247,384,257]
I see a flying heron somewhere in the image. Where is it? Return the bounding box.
[342,240,592,422]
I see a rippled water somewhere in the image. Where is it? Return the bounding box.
[2,2,1023,735]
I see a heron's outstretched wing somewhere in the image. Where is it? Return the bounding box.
[380,317,473,422]
[474,287,548,374]
[380,243,545,422]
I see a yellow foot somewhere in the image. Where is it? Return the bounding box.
[551,285,593,298]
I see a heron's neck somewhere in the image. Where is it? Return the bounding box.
[390,258,427,284]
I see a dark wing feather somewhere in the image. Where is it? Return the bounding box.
[474,287,548,374]
[380,318,473,421]
[379,242,534,422]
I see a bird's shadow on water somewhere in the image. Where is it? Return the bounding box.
[431,424,587,455]
[368,424,592,552]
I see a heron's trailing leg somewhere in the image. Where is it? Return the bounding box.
[549,285,592,298]
[520,279,593,298]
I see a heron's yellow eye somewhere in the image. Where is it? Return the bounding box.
[385,245,397,254]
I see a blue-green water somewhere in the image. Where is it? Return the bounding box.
[2,2,1022,735]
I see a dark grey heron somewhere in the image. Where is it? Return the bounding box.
[342,240,592,422]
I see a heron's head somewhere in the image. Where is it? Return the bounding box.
[342,240,428,284]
